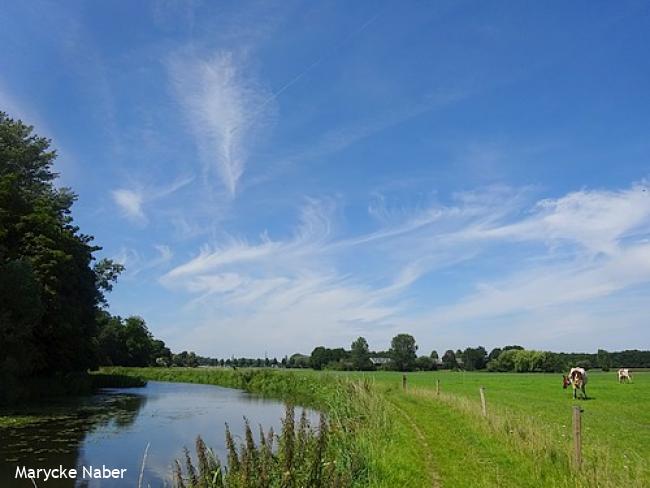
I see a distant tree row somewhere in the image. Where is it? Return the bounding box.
[265,341,650,373]
[141,334,650,374]
[555,349,650,371]
[156,342,650,374]
[203,357,281,368]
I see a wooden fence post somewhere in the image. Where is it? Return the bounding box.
[479,386,487,417]
[573,406,582,470]
[436,379,440,395]
[402,374,407,390]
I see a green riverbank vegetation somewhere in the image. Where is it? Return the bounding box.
[175,407,350,488]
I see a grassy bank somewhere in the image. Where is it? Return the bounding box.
[105,367,649,487]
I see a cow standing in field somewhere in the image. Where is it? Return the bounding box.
[563,367,588,399]
[618,368,632,383]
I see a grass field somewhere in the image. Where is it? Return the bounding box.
[107,367,649,487]
[347,370,650,487]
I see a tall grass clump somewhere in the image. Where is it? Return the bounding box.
[173,405,349,487]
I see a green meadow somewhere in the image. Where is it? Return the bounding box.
[107,367,649,487]
[356,370,650,487]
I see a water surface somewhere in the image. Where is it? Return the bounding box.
[0,381,309,487]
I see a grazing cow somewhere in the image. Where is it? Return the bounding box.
[562,367,588,399]
[618,368,632,383]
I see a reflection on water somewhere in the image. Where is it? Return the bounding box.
[0,381,310,487]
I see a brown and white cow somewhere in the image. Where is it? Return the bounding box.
[562,367,588,399]
[618,368,632,383]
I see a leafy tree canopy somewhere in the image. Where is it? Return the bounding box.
[442,350,457,370]
[351,336,372,370]
[389,333,418,372]
[0,113,123,383]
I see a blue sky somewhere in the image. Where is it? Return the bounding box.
[2,1,649,356]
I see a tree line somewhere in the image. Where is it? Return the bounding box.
[1,113,125,395]
[202,338,650,373]
[0,113,197,399]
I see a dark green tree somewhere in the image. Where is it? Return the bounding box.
[122,316,154,366]
[96,311,128,366]
[96,312,170,367]
[310,347,330,370]
[0,261,43,382]
[488,347,502,362]
[442,350,457,370]
[173,351,189,366]
[350,337,372,370]
[389,334,418,371]
[0,112,122,383]
[461,346,488,370]
[289,353,310,368]
[151,339,172,366]
[187,352,199,367]
[415,355,435,371]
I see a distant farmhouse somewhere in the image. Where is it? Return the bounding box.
[370,357,391,366]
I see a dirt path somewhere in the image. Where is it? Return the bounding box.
[387,396,442,488]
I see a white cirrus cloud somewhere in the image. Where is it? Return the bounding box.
[159,182,650,356]
[111,175,194,224]
[478,183,650,255]
[169,51,274,196]
[113,244,174,278]
[112,188,145,222]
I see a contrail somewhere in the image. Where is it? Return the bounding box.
[229,8,384,137]
[257,9,383,111]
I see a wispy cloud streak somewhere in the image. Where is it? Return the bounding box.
[160,181,650,354]
[169,51,274,196]
[112,175,194,224]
